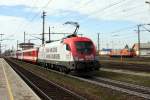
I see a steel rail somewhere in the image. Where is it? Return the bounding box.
[6,58,86,100]
[6,59,52,100]
[7,58,150,99]
[94,77,150,92]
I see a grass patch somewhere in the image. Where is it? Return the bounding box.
[99,56,150,65]
[95,70,150,87]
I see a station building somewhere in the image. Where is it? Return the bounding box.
[132,42,150,57]
[19,43,34,50]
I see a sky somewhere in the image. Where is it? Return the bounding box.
[0,0,150,52]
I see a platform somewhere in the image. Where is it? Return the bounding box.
[0,58,41,100]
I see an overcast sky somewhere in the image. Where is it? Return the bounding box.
[0,0,150,51]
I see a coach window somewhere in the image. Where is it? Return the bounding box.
[66,44,71,51]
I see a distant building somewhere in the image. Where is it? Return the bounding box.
[19,43,34,50]
[99,48,112,55]
[132,42,150,57]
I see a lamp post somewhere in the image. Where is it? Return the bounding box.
[97,33,100,53]
[48,26,54,43]
[137,24,150,57]
[137,24,141,57]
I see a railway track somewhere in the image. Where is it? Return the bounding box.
[5,58,86,100]
[66,76,150,100]
[5,58,150,100]
[67,75,150,100]
[99,56,150,62]
[100,60,150,72]
[92,77,150,99]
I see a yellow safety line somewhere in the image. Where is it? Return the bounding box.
[1,60,14,100]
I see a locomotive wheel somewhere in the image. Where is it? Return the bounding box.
[64,69,70,74]
[59,67,63,72]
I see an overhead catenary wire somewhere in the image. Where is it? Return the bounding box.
[57,0,129,24]
[98,25,137,39]
[89,0,128,15]
[78,0,142,40]
[80,0,150,49]
[70,0,148,40]
[74,0,139,40]
[108,8,147,20]
[14,0,53,34]
[10,0,53,49]
[102,3,144,18]
[142,26,150,32]
[29,0,53,22]
[67,0,146,26]
[101,25,138,48]
[79,0,148,44]
[78,0,129,23]
[102,0,141,16]
[109,25,136,34]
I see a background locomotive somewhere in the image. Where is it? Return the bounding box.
[109,49,136,57]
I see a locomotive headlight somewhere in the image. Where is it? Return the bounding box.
[85,55,94,60]
[74,57,84,61]
[78,58,84,61]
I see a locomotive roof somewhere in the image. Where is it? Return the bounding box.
[41,36,93,48]
[44,36,92,45]
[21,48,38,52]
[64,36,91,41]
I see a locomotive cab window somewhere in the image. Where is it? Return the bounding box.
[66,44,71,51]
[75,41,93,53]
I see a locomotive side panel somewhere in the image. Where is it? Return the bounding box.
[38,41,75,70]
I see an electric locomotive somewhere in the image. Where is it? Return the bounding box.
[38,34,100,72]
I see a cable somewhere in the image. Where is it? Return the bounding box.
[81,0,93,7]
[30,0,53,21]
[96,0,148,22]
[57,0,128,23]
[3,34,14,40]
[141,26,150,32]
[91,0,127,15]
[11,0,53,50]
[109,25,136,34]
[102,3,143,18]
[102,0,140,16]
[89,0,126,18]
[78,0,128,23]
[78,0,145,25]
[15,0,53,34]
